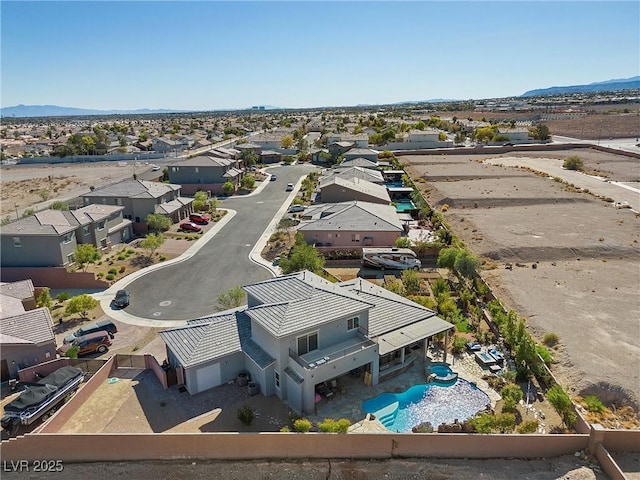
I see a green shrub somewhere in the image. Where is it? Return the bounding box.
[469,413,515,433]
[105,274,115,281]
[293,418,312,433]
[317,418,350,433]
[159,255,167,262]
[501,384,523,412]
[280,426,291,432]
[517,420,539,434]
[117,255,126,261]
[412,422,434,433]
[547,384,576,427]
[543,332,559,347]
[56,291,70,303]
[451,335,467,354]
[536,345,553,365]
[108,268,118,275]
[237,404,255,426]
[584,395,605,413]
[97,272,104,278]
[64,345,79,359]
[127,249,135,254]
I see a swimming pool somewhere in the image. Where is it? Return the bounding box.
[361,378,490,433]
[394,200,416,212]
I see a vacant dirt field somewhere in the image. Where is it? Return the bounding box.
[402,148,640,411]
[0,162,152,218]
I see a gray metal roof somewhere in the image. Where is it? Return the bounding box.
[337,277,453,338]
[174,155,232,167]
[243,271,372,338]
[339,157,379,169]
[345,147,379,156]
[67,204,124,225]
[377,318,453,356]
[0,279,35,301]
[154,197,193,215]
[0,307,55,346]
[298,201,402,232]
[83,180,181,199]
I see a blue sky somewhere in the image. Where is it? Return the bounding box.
[1,1,638,110]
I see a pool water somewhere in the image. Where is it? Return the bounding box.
[395,200,416,212]
[362,379,490,433]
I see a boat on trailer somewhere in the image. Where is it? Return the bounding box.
[362,247,421,270]
[1,366,84,434]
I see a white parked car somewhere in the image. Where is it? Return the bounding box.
[288,205,306,213]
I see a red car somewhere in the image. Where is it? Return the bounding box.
[189,213,210,224]
[179,222,202,232]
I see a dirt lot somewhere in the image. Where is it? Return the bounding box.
[402,148,640,411]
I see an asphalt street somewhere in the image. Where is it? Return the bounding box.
[123,163,317,321]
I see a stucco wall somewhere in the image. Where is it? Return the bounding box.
[4,344,57,378]
[0,267,109,290]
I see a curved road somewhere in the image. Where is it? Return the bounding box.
[114,163,317,322]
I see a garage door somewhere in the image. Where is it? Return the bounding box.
[195,362,221,393]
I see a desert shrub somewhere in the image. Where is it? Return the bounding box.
[117,255,126,261]
[119,266,126,273]
[293,418,312,433]
[237,404,255,426]
[563,156,584,171]
[159,255,167,261]
[97,272,104,278]
[317,418,350,433]
[500,369,517,383]
[441,204,450,212]
[279,426,291,432]
[469,413,515,433]
[543,332,559,347]
[63,345,79,359]
[584,395,605,413]
[105,274,115,281]
[517,420,539,434]
[108,268,118,275]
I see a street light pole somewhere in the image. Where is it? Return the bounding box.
[14,203,19,220]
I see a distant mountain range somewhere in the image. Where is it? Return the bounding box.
[0,104,189,118]
[3,77,639,118]
[521,76,640,97]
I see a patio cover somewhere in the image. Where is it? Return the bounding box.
[377,317,452,356]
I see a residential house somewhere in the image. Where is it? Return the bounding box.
[0,307,57,380]
[152,137,185,154]
[167,155,244,195]
[259,150,282,164]
[338,157,379,169]
[318,177,390,205]
[327,141,354,159]
[160,271,453,413]
[212,147,241,160]
[1,205,132,268]
[495,127,530,143]
[322,166,385,185]
[325,133,369,148]
[298,201,402,248]
[343,148,379,163]
[0,280,37,316]
[82,180,191,232]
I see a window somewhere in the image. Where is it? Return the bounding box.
[97,221,105,231]
[348,317,360,331]
[100,238,108,248]
[297,332,318,356]
[62,232,74,244]
[83,225,91,236]
[275,371,280,389]
[13,237,21,248]
[195,167,199,173]
[351,233,360,243]
[67,253,75,264]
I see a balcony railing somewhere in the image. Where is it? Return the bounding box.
[288,336,376,371]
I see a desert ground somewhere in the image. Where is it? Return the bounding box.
[0,161,155,219]
[402,148,640,410]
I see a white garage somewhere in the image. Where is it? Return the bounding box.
[194,362,221,393]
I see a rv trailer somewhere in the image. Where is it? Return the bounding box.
[362,247,421,270]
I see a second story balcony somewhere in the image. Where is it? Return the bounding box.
[289,334,376,371]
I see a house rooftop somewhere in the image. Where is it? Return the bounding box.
[0,307,55,346]
[319,176,390,202]
[171,155,233,167]
[83,179,181,199]
[1,209,77,236]
[0,279,35,301]
[299,201,402,232]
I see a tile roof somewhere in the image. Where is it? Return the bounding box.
[1,210,78,236]
[337,277,453,338]
[319,176,389,202]
[299,201,401,232]
[174,155,233,167]
[83,180,181,199]
[345,147,379,156]
[243,271,372,338]
[154,197,193,215]
[0,279,35,300]
[0,295,26,319]
[67,204,124,225]
[339,157,379,169]
[0,307,55,345]
[160,310,275,369]
[320,166,384,184]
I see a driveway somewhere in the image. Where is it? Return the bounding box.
[105,163,317,323]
